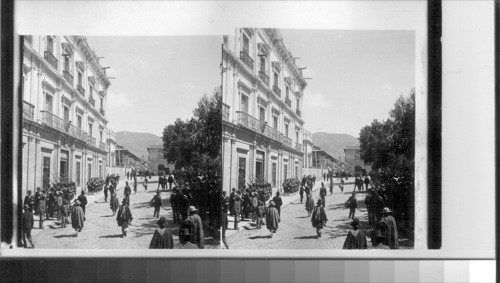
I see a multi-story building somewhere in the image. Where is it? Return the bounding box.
[222,28,308,194]
[344,145,372,175]
[21,35,112,197]
[147,144,176,174]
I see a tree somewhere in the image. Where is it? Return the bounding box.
[358,88,415,174]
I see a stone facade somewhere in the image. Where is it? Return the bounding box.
[344,145,372,175]
[147,144,176,174]
[21,35,112,197]
[222,28,310,194]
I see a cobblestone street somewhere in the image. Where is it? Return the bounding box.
[31,178,219,249]
[226,180,412,249]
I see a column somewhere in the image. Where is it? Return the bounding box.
[69,146,74,182]
[33,138,40,189]
[249,143,255,180]
[54,143,60,183]
[230,139,237,191]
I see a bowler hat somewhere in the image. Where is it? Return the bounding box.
[269,201,275,207]
[188,206,198,212]
[157,216,167,226]
[381,207,392,214]
[316,199,322,205]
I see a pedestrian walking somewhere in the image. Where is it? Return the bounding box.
[266,201,280,238]
[305,194,315,216]
[133,177,137,194]
[124,181,132,205]
[116,198,133,237]
[36,189,47,229]
[272,191,283,216]
[77,191,88,215]
[23,190,35,213]
[168,174,174,191]
[110,192,119,215]
[346,192,358,219]
[233,194,242,230]
[319,182,327,207]
[299,185,304,203]
[71,200,85,237]
[151,191,162,218]
[60,200,71,228]
[329,180,334,195]
[255,201,266,229]
[21,205,35,248]
[55,191,63,221]
[340,178,344,192]
[251,192,258,222]
[342,218,368,249]
[104,184,109,202]
[187,206,204,249]
[311,199,328,238]
[149,216,174,249]
[143,177,148,191]
[364,176,370,191]
[380,207,399,249]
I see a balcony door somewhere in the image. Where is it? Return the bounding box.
[284,123,289,138]
[240,94,248,113]
[255,151,265,180]
[46,36,54,54]
[238,157,246,190]
[42,156,51,189]
[88,122,93,137]
[242,33,250,55]
[259,107,265,123]
[77,71,83,87]
[44,93,53,113]
[60,150,69,181]
[273,115,278,130]
[77,115,82,130]
[64,55,70,72]
[63,106,70,122]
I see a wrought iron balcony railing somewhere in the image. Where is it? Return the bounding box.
[100,108,105,116]
[77,85,85,96]
[44,51,58,70]
[236,111,260,133]
[40,110,65,132]
[23,101,34,120]
[296,108,302,117]
[273,85,281,97]
[259,71,269,86]
[87,136,96,147]
[222,103,230,121]
[66,123,88,141]
[63,70,73,85]
[263,124,283,142]
[89,97,96,107]
[283,136,293,147]
[99,141,106,150]
[239,51,254,70]
[295,142,302,152]
[285,97,292,108]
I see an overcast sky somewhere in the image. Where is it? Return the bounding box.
[280,29,415,137]
[86,36,221,136]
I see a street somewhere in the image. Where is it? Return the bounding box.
[226,181,412,249]
[31,178,220,249]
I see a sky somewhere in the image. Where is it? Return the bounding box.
[86,36,221,136]
[280,29,415,137]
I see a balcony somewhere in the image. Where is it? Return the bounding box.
[296,108,302,117]
[285,97,292,108]
[263,124,283,142]
[89,96,95,107]
[222,103,230,121]
[67,124,88,141]
[239,51,254,70]
[259,71,269,86]
[87,136,96,147]
[77,85,85,96]
[23,101,34,120]
[283,136,293,147]
[99,141,106,150]
[44,51,58,70]
[63,70,73,85]
[236,111,261,133]
[40,110,66,132]
[295,142,303,152]
[100,108,105,116]
[273,85,281,97]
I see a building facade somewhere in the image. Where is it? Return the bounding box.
[21,35,112,197]
[222,28,308,194]
[147,144,176,173]
[344,145,372,175]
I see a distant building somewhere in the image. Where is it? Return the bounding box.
[344,145,372,175]
[311,146,344,172]
[147,144,176,174]
[114,144,142,169]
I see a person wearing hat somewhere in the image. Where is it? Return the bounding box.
[299,185,305,203]
[23,190,35,213]
[255,200,266,229]
[55,190,63,222]
[149,216,174,249]
[342,217,367,249]
[60,199,71,228]
[21,204,35,248]
[103,184,109,203]
[319,182,327,208]
[380,207,399,249]
[71,200,85,237]
[251,191,259,222]
[124,181,132,204]
[272,191,283,217]
[151,191,162,218]
[110,192,120,216]
[370,229,390,249]
[178,220,199,249]
[311,199,328,238]
[187,206,204,248]
[36,188,47,229]
[116,198,133,237]
[305,193,315,217]
[77,190,88,215]
[265,201,280,238]
[345,192,358,220]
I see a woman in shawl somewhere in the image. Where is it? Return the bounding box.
[311,199,328,238]
[305,194,315,216]
[110,192,119,215]
[149,216,174,249]
[342,217,367,249]
[116,198,133,237]
[71,200,85,237]
[265,201,280,238]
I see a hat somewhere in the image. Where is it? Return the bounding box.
[188,206,198,212]
[157,216,167,226]
[316,199,322,205]
[122,198,128,204]
[351,218,360,227]
[381,207,392,214]
[269,201,275,207]
[75,200,81,205]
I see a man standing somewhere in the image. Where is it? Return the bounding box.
[323,172,326,181]
[380,207,399,249]
[329,180,334,195]
[21,205,35,248]
[71,200,85,237]
[364,176,370,191]
[178,189,190,221]
[127,171,130,180]
[133,177,138,194]
[36,189,47,229]
[149,216,174,249]
[266,201,280,238]
[340,178,344,192]
[319,182,327,208]
[255,201,266,229]
[110,192,119,216]
[60,200,71,228]
[299,185,304,203]
[168,174,174,191]
[305,194,315,217]
[233,193,242,230]
[151,191,162,218]
[23,190,35,213]
[103,184,109,202]
[117,198,133,237]
[187,206,204,249]
[272,191,283,216]
[346,192,358,220]
[170,188,180,223]
[311,199,328,238]
[77,191,88,215]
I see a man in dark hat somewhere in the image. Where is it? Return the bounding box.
[178,221,199,249]
[187,206,204,249]
[346,192,357,220]
[71,200,85,237]
[77,190,88,215]
[117,198,133,237]
[342,217,367,249]
[23,190,35,213]
[272,191,283,216]
[305,193,315,217]
[380,207,399,249]
[21,205,35,248]
[151,191,162,218]
[266,201,280,238]
[149,216,174,249]
[311,199,328,238]
[60,199,71,228]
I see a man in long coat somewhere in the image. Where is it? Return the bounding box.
[77,191,88,215]
[311,199,328,238]
[23,190,35,213]
[149,216,174,249]
[319,182,327,207]
[124,181,132,204]
[71,200,85,237]
[187,206,204,249]
[110,192,119,215]
[272,191,283,216]
[21,205,35,248]
[380,207,399,249]
[117,198,133,237]
[151,191,162,218]
[305,194,315,216]
[266,201,280,238]
[342,217,368,249]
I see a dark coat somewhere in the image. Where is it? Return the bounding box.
[188,213,204,249]
[77,195,88,207]
[233,196,242,215]
[124,186,132,196]
[149,228,174,249]
[272,196,283,208]
[265,206,280,231]
[319,186,327,197]
[117,205,133,228]
[311,205,327,228]
[381,215,399,249]
[346,196,358,209]
[71,205,85,230]
[305,196,315,212]
[110,195,119,210]
[21,211,34,229]
[23,195,34,210]
[343,229,368,249]
[151,195,162,208]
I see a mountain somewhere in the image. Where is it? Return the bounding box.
[115,131,162,160]
[312,132,359,162]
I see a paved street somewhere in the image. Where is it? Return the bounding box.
[226,180,412,249]
[31,178,219,249]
